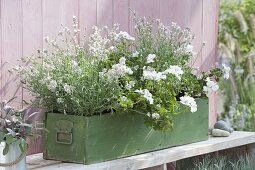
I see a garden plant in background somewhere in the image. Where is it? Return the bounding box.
[218,0,255,131]
[14,16,226,164]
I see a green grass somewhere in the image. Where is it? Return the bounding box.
[190,155,255,170]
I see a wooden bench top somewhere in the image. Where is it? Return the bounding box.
[26,131,255,170]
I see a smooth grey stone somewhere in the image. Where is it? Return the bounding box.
[212,129,230,137]
[214,120,233,133]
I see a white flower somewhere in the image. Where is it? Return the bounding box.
[57,98,64,104]
[143,67,166,81]
[180,96,197,113]
[120,96,128,102]
[146,54,156,63]
[125,81,135,90]
[105,57,133,79]
[64,84,73,94]
[234,67,244,74]
[185,44,197,55]
[47,80,57,92]
[118,31,135,41]
[135,89,154,104]
[132,51,139,58]
[222,64,230,79]
[203,77,219,92]
[163,65,183,80]
[99,68,107,78]
[109,46,116,51]
[151,113,160,119]
[71,60,81,74]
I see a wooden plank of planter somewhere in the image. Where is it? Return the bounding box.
[26,131,255,170]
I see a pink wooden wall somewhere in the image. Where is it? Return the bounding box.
[0,0,220,154]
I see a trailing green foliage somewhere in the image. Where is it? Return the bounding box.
[219,0,255,131]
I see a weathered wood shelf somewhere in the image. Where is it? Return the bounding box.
[26,131,255,170]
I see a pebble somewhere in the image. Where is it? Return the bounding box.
[214,120,234,133]
[212,129,230,137]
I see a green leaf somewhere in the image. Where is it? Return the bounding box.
[0,132,5,142]
[5,134,16,144]
[3,143,9,156]
[19,138,27,153]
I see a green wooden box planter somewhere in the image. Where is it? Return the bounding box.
[43,98,208,164]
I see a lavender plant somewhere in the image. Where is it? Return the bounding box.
[15,16,225,131]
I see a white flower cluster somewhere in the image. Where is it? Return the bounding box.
[163,65,184,80]
[135,89,154,104]
[125,81,135,90]
[89,26,110,61]
[203,77,219,92]
[132,51,139,58]
[71,60,81,74]
[142,65,184,81]
[147,112,160,119]
[117,31,135,41]
[47,80,57,92]
[146,54,156,63]
[142,67,166,81]
[104,57,133,79]
[180,96,197,112]
[222,64,230,79]
[64,84,73,94]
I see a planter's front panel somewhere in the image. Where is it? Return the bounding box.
[44,98,208,164]
[44,114,87,163]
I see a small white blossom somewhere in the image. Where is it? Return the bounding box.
[203,77,219,92]
[163,65,183,80]
[125,81,135,90]
[135,89,154,104]
[99,68,107,78]
[64,84,73,94]
[180,96,197,113]
[47,80,57,92]
[146,54,156,63]
[120,96,128,102]
[222,64,230,79]
[151,113,160,119]
[105,57,133,79]
[185,44,196,55]
[132,51,139,58]
[71,60,81,74]
[57,98,64,104]
[234,67,244,74]
[143,67,166,81]
[118,31,135,41]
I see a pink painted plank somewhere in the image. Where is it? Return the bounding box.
[161,0,203,71]
[97,0,113,28]
[22,0,43,56]
[22,0,44,155]
[0,0,23,107]
[113,0,129,31]
[42,0,79,44]
[129,0,160,35]
[202,0,220,127]
[0,0,2,102]
[78,0,97,43]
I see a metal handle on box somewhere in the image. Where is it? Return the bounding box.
[56,131,73,145]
